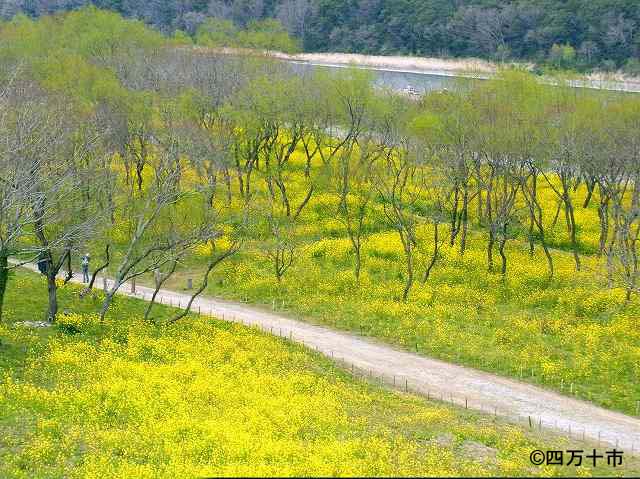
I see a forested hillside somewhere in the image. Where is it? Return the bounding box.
[2,0,639,71]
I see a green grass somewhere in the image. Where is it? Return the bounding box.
[144,223,640,418]
[36,159,638,419]
[1,269,638,477]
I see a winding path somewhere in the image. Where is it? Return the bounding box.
[14,261,640,451]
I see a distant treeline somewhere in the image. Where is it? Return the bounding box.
[2,1,640,71]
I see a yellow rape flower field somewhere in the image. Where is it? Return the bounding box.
[153,166,640,417]
[1,271,636,478]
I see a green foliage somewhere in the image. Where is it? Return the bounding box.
[169,29,192,46]
[549,44,577,70]
[195,18,238,47]
[195,17,300,53]
[624,58,640,76]
[2,13,640,478]
[3,2,639,70]
[0,7,164,108]
[238,19,300,53]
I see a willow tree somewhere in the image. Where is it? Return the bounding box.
[419,88,480,255]
[98,96,211,320]
[471,75,522,275]
[498,71,555,277]
[373,93,425,300]
[324,69,381,282]
[0,72,34,321]
[543,82,585,271]
[3,81,107,321]
[598,97,640,299]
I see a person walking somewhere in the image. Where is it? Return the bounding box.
[37,252,48,275]
[81,253,90,283]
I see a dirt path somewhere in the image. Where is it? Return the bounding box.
[15,261,640,451]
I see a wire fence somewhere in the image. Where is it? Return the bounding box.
[123,282,640,457]
[14,261,639,458]
[28,264,630,458]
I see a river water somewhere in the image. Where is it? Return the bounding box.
[285,59,640,95]
[286,60,474,93]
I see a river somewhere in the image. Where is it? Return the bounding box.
[283,58,640,95]
[286,60,474,93]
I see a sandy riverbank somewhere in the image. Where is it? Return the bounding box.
[280,52,640,91]
[273,51,501,76]
[193,46,503,76]
[194,47,640,93]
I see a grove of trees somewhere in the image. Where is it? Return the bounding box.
[1,8,639,324]
[2,1,640,71]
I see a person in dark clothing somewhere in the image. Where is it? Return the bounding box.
[37,253,48,275]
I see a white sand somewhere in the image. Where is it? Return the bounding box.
[192,46,640,92]
[273,51,500,75]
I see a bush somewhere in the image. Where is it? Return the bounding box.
[548,43,576,70]
[195,17,299,53]
[623,58,640,76]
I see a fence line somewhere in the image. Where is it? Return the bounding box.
[127,286,638,455]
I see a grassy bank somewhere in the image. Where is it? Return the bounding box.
[1,270,636,477]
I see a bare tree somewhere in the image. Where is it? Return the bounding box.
[320,69,379,281]
[276,0,311,38]
[452,5,509,59]
[596,99,640,299]
[373,95,425,300]
[0,69,34,320]
[98,115,203,320]
[542,86,585,271]
[1,78,107,321]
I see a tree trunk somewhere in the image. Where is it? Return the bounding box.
[100,283,119,321]
[551,201,562,228]
[168,246,239,324]
[499,224,508,275]
[145,260,177,321]
[450,184,460,246]
[528,174,538,256]
[566,199,581,271]
[534,191,555,278]
[487,228,495,273]
[46,264,58,322]
[354,243,361,282]
[0,252,8,322]
[541,242,554,278]
[459,187,469,255]
[527,207,535,256]
[606,227,617,288]
[401,233,414,302]
[530,188,554,278]
[423,222,439,282]
[275,250,283,283]
[402,249,413,302]
[598,199,609,256]
[82,245,110,296]
[224,167,232,206]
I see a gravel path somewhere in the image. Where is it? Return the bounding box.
[14,261,640,451]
